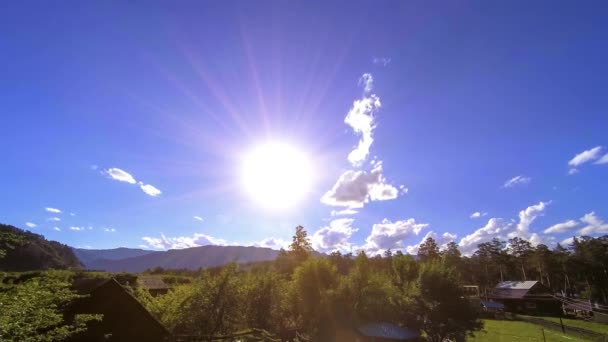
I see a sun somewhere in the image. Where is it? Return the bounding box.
[241,142,313,209]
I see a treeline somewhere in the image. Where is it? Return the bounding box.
[451,236,608,303]
[134,226,481,341]
[0,224,82,271]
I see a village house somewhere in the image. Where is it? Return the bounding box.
[66,278,172,342]
[489,280,561,316]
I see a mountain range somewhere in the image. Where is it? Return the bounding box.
[1,223,296,273]
[74,245,280,273]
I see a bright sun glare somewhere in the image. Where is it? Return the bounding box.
[242,142,313,210]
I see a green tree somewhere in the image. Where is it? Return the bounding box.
[289,225,313,263]
[0,271,99,342]
[508,237,533,280]
[417,262,482,342]
[175,263,244,339]
[418,237,440,262]
[292,258,339,340]
[441,242,462,270]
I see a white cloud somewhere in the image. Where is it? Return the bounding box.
[104,228,116,232]
[363,218,428,254]
[138,182,162,197]
[470,211,487,219]
[321,161,400,208]
[406,231,457,255]
[372,57,391,66]
[513,201,550,237]
[70,226,84,231]
[596,153,608,165]
[345,96,381,167]
[104,168,137,184]
[330,209,359,216]
[193,216,204,221]
[569,146,602,167]
[25,222,37,228]
[458,218,513,255]
[359,73,374,93]
[459,201,550,255]
[502,175,531,188]
[578,212,608,236]
[561,237,575,246]
[142,233,228,250]
[47,217,61,222]
[568,168,579,175]
[543,220,579,234]
[344,82,381,166]
[311,218,359,253]
[45,207,62,213]
[250,237,290,250]
[70,212,75,216]
[53,227,61,231]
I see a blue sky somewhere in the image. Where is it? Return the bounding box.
[1,1,607,254]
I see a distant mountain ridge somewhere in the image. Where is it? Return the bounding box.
[73,247,157,268]
[84,245,281,273]
[0,224,82,271]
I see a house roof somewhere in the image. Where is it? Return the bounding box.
[495,281,538,290]
[137,275,169,290]
[357,323,419,340]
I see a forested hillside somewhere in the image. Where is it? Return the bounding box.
[88,245,281,272]
[73,247,157,268]
[0,224,82,271]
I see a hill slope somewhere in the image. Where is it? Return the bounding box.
[0,224,82,271]
[87,245,281,272]
[73,247,157,268]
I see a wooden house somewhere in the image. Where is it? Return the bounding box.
[66,278,171,342]
[489,281,560,315]
[137,275,170,296]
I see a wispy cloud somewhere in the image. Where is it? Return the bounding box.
[193,216,204,221]
[502,175,531,188]
[138,182,162,197]
[104,228,116,232]
[69,226,84,231]
[321,161,401,208]
[543,220,578,234]
[53,227,61,231]
[358,73,374,94]
[104,168,137,184]
[103,167,162,196]
[47,217,61,222]
[25,222,37,228]
[330,209,359,216]
[45,207,62,213]
[470,211,487,219]
[578,212,608,235]
[372,57,391,66]
[568,146,602,174]
[596,153,608,165]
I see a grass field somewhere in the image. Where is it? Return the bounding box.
[468,320,590,341]
[536,316,608,335]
